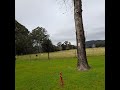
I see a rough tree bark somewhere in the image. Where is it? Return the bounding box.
[74,0,90,71]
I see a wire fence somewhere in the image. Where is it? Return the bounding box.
[16,47,105,61]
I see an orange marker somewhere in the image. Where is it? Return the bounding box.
[60,72,64,86]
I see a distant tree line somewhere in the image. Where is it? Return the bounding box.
[85,40,105,48]
[56,41,76,51]
[15,20,105,55]
[15,20,76,55]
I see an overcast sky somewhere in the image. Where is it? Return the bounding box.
[15,0,105,45]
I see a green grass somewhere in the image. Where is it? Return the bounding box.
[15,48,105,90]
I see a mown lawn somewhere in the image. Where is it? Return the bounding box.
[16,48,105,90]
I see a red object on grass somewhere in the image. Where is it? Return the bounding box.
[60,72,64,86]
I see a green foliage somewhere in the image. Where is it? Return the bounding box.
[57,42,62,51]
[30,26,49,53]
[56,41,76,51]
[15,20,52,55]
[15,20,33,55]
[30,27,49,44]
[42,39,55,52]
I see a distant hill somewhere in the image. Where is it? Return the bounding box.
[85,40,105,48]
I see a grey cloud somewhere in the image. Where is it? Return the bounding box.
[50,26,105,45]
[86,27,105,41]
[15,0,105,45]
[50,27,76,45]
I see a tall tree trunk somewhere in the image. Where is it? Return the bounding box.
[74,0,90,71]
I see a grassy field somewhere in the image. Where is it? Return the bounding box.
[16,47,105,60]
[15,47,105,90]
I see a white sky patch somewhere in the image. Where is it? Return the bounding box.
[15,0,105,45]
